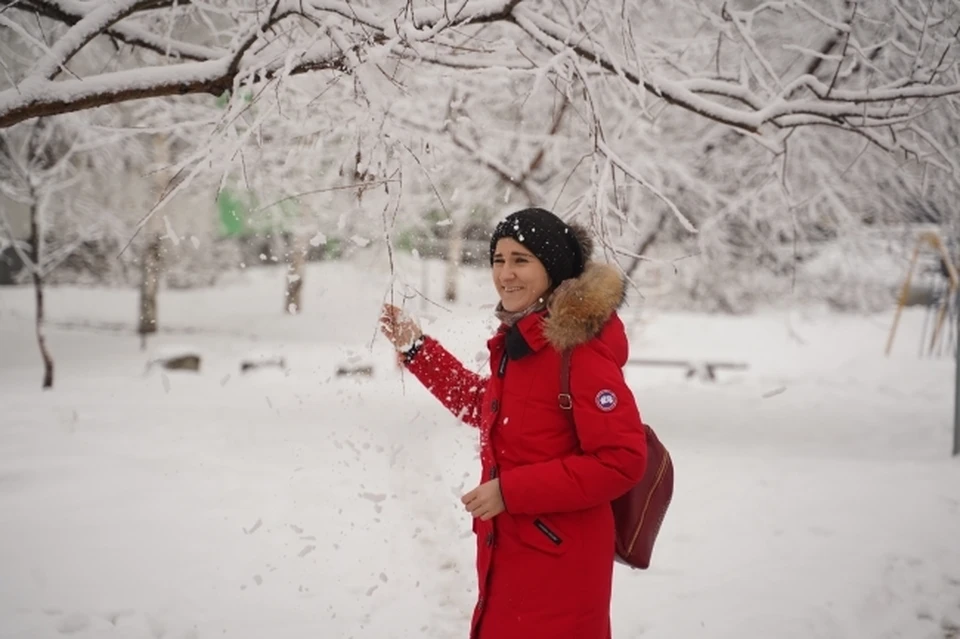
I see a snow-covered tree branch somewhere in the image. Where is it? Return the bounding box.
[3,1,958,151]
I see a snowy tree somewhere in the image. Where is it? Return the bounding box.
[1,0,958,311]
[0,116,127,388]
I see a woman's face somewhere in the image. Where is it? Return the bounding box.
[492,237,551,312]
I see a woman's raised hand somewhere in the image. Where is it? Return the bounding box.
[379,303,422,351]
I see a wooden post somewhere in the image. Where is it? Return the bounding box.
[924,232,959,355]
[954,287,960,456]
[885,239,922,356]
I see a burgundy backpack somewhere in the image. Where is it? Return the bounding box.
[559,350,674,569]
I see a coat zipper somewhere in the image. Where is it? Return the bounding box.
[533,518,563,545]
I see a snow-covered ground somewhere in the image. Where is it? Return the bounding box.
[1,253,959,639]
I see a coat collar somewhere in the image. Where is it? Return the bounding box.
[508,310,550,359]
[489,309,550,359]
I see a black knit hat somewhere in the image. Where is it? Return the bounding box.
[489,208,587,286]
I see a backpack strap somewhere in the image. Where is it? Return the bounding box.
[558,349,573,411]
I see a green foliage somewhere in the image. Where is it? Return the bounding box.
[216,186,298,238]
[393,229,416,252]
[214,89,254,109]
[214,90,230,109]
[216,188,247,236]
[324,237,344,259]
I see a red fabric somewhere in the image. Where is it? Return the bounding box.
[405,310,648,639]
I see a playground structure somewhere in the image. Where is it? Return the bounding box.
[886,230,960,357]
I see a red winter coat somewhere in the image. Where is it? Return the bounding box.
[405,263,648,639]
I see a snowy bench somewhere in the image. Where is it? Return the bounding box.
[240,352,286,373]
[146,349,202,373]
[627,358,747,382]
[335,364,374,377]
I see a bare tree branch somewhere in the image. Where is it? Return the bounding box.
[22,0,220,61]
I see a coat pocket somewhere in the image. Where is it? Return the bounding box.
[515,516,568,556]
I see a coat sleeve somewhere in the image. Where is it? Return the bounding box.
[404,335,487,428]
[498,343,647,514]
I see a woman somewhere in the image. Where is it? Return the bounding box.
[380,207,648,639]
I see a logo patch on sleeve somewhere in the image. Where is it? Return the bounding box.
[595,389,618,411]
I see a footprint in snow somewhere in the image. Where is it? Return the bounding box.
[56,612,90,634]
[145,614,166,638]
[102,609,136,625]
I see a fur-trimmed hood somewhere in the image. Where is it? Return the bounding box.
[543,261,627,352]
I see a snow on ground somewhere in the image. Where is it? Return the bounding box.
[1,251,959,639]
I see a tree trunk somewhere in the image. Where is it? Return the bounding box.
[28,200,53,389]
[285,234,307,314]
[444,220,462,303]
[139,135,166,350]
[138,232,162,348]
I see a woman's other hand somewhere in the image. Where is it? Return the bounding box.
[379,303,422,351]
[462,479,505,521]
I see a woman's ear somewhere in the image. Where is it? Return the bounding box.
[540,283,557,304]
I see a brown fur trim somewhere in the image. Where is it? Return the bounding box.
[568,222,594,263]
[543,262,626,351]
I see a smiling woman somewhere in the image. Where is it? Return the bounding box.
[380,207,648,639]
